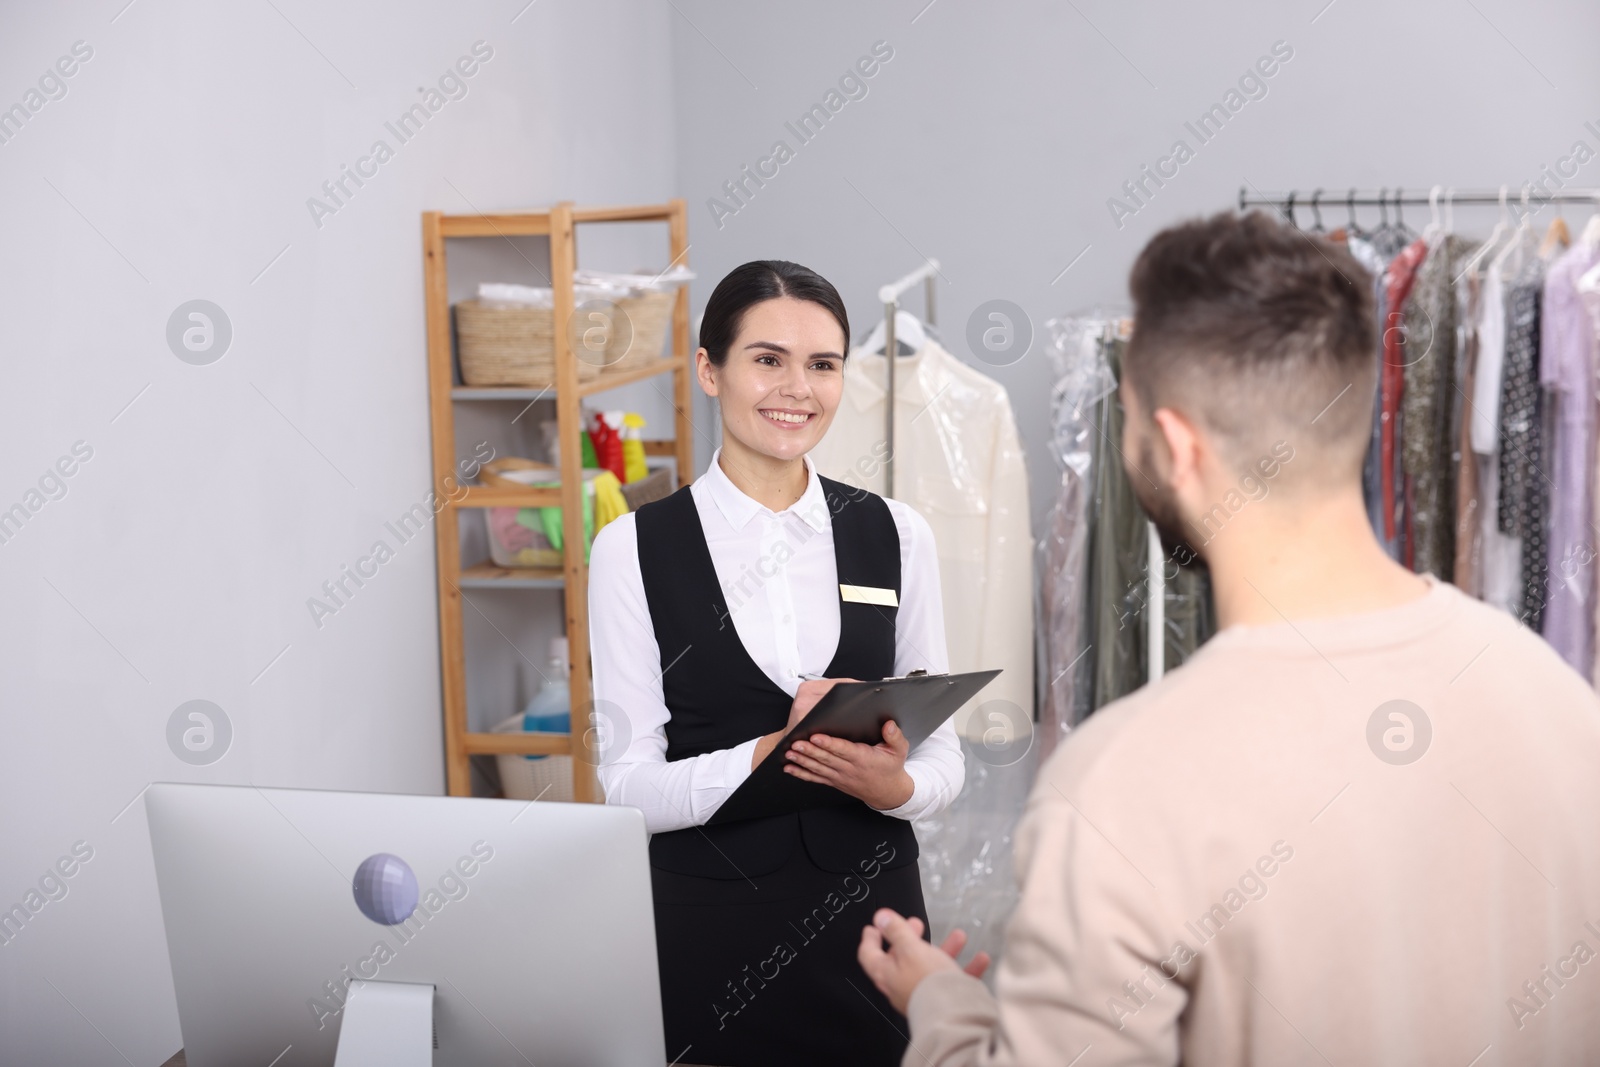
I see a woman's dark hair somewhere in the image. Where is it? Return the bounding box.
[698,260,850,366]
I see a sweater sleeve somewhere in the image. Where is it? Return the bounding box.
[902,765,1187,1066]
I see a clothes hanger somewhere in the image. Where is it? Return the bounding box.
[1540,214,1572,258]
[1422,185,1444,244]
[1582,200,1600,299]
[1345,188,1366,240]
[1491,185,1539,277]
[1444,187,1456,237]
[1394,187,1418,240]
[1460,185,1510,279]
[1580,208,1600,250]
[1285,190,1298,230]
[1308,188,1327,234]
[860,309,928,357]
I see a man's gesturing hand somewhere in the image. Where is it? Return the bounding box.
[857,908,991,1015]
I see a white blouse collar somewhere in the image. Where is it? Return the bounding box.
[702,447,831,534]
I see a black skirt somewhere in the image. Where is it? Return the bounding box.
[651,841,930,1067]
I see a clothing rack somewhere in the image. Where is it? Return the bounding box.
[1234,185,1600,682]
[877,259,939,498]
[1238,186,1600,228]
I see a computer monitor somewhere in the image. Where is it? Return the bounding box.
[145,782,665,1066]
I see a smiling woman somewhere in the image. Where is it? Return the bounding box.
[694,260,851,491]
[585,260,964,1066]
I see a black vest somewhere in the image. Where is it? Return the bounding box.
[634,475,920,879]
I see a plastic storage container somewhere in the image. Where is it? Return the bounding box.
[479,458,562,569]
[494,638,574,802]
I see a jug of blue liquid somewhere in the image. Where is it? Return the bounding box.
[520,637,570,761]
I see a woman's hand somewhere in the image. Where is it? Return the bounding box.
[783,719,915,811]
[789,677,853,725]
[750,678,857,770]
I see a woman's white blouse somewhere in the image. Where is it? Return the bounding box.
[587,448,965,834]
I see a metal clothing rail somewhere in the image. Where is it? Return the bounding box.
[878,259,939,498]
[878,259,941,304]
[1239,185,1600,227]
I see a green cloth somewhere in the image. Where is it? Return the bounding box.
[535,481,595,563]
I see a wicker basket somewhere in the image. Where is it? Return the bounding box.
[602,289,675,372]
[620,466,675,511]
[492,713,574,802]
[456,299,603,387]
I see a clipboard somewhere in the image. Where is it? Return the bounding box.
[706,669,1002,826]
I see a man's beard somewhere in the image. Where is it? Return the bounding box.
[1129,436,1204,570]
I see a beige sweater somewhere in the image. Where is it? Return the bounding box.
[907,576,1600,1065]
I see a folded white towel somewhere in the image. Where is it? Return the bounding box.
[478,282,552,308]
[574,266,696,292]
[476,282,630,309]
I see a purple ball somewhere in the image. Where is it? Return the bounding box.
[352,852,419,925]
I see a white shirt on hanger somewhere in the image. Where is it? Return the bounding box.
[1470,259,1508,454]
[1470,259,1524,614]
[806,339,1035,736]
[588,447,964,834]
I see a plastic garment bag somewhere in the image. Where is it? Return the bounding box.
[1085,332,1151,715]
[806,339,1035,740]
[1037,317,1215,757]
[1037,317,1116,755]
[916,318,1219,977]
[912,740,1039,984]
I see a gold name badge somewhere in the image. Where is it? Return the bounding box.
[839,584,898,607]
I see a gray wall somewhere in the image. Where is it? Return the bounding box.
[0,1,676,1061]
[669,0,1600,529]
[3,0,1599,1060]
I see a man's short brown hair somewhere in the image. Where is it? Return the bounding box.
[1125,210,1376,480]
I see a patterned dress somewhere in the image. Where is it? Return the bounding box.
[1497,277,1547,628]
[1402,235,1470,577]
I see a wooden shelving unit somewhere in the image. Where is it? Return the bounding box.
[421,199,693,801]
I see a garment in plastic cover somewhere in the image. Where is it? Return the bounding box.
[1036,316,1214,758]
[1037,316,1117,755]
[919,316,1217,978]
[914,739,1038,986]
[911,318,1107,979]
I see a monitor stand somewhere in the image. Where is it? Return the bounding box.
[333,980,433,1067]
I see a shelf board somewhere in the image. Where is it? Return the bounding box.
[452,386,556,400]
[439,213,552,238]
[570,204,677,223]
[449,358,680,401]
[456,485,562,508]
[577,357,681,397]
[437,202,673,239]
[464,731,572,756]
[461,561,567,588]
